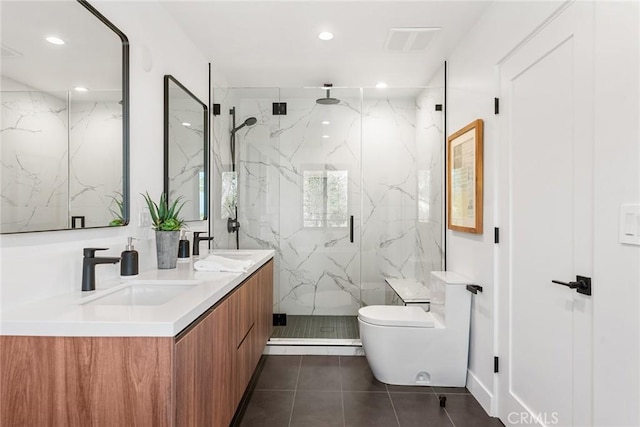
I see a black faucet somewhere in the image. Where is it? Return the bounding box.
[193,232,213,256]
[82,248,120,291]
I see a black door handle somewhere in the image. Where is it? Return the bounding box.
[350,215,354,243]
[551,275,592,296]
[551,280,579,289]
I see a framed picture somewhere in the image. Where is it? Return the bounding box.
[447,119,483,234]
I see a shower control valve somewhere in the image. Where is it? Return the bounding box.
[227,217,240,233]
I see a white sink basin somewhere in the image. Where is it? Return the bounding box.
[83,280,200,306]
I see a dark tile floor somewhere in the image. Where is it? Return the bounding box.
[233,355,504,427]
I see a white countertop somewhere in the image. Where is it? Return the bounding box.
[0,250,274,337]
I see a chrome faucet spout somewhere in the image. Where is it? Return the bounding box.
[82,248,120,291]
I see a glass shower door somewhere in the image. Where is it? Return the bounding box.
[276,87,362,319]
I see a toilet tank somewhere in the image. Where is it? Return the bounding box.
[429,271,473,330]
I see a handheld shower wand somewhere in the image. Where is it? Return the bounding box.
[228,108,257,249]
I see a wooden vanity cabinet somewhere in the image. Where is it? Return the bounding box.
[230,259,274,404]
[175,298,234,426]
[0,259,274,427]
[175,259,273,426]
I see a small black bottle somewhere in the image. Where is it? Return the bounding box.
[178,230,190,259]
[120,237,139,276]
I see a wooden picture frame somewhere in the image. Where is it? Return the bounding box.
[447,119,483,234]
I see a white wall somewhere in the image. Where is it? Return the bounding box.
[592,2,640,425]
[442,0,639,424]
[0,1,210,311]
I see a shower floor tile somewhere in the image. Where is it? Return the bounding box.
[270,315,360,339]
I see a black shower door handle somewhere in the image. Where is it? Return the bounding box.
[350,215,354,243]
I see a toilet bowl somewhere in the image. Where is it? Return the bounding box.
[358,271,472,387]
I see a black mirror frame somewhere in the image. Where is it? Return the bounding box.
[163,75,209,221]
[78,0,130,228]
[1,0,130,233]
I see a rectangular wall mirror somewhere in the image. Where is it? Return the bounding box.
[164,75,208,221]
[0,0,130,233]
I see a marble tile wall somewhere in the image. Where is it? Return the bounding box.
[69,97,123,228]
[360,88,444,306]
[1,91,69,232]
[275,91,362,315]
[212,87,443,316]
[1,91,123,232]
[212,88,283,308]
[166,97,206,221]
[415,87,445,279]
[211,86,236,247]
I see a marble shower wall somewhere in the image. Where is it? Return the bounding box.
[359,89,444,306]
[1,90,122,232]
[1,90,69,232]
[167,97,206,221]
[211,86,236,248]
[69,97,123,228]
[212,89,283,308]
[212,87,443,316]
[416,87,445,280]
[275,90,362,315]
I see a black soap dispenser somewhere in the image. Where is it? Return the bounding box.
[178,230,190,260]
[120,237,139,276]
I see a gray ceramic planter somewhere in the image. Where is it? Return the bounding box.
[155,230,179,269]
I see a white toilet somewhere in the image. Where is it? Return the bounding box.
[358,271,472,387]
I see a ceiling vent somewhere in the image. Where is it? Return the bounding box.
[1,44,23,58]
[384,27,440,52]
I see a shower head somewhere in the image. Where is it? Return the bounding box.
[316,84,340,105]
[231,116,257,133]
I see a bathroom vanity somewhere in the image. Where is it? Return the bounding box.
[0,250,274,427]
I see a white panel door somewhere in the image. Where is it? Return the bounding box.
[498,2,593,426]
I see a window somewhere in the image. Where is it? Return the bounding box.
[221,171,237,219]
[418,169,430,222]
[303,169,348,227]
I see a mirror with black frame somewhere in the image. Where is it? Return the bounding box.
[0,0,129,233]
[164,75,208,222]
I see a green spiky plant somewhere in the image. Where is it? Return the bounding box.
[108,191,125,226]
[142,192,186,231]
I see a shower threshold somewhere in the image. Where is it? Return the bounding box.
[266,315,362,355]
[265,337,363,356]
[268,338,361,347]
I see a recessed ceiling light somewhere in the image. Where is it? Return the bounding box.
[322,120,330,125]
[182,122,191,127]
[322,135,330,139]
[376,82,388,89]
[318,32,334,41]
[74,86,88,92]
[45,36,65,45]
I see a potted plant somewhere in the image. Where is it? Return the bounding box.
[142,192,186,269]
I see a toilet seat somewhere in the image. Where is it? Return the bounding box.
[358,305,434,328]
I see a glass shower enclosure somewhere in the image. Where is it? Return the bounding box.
[212,82,444,342]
